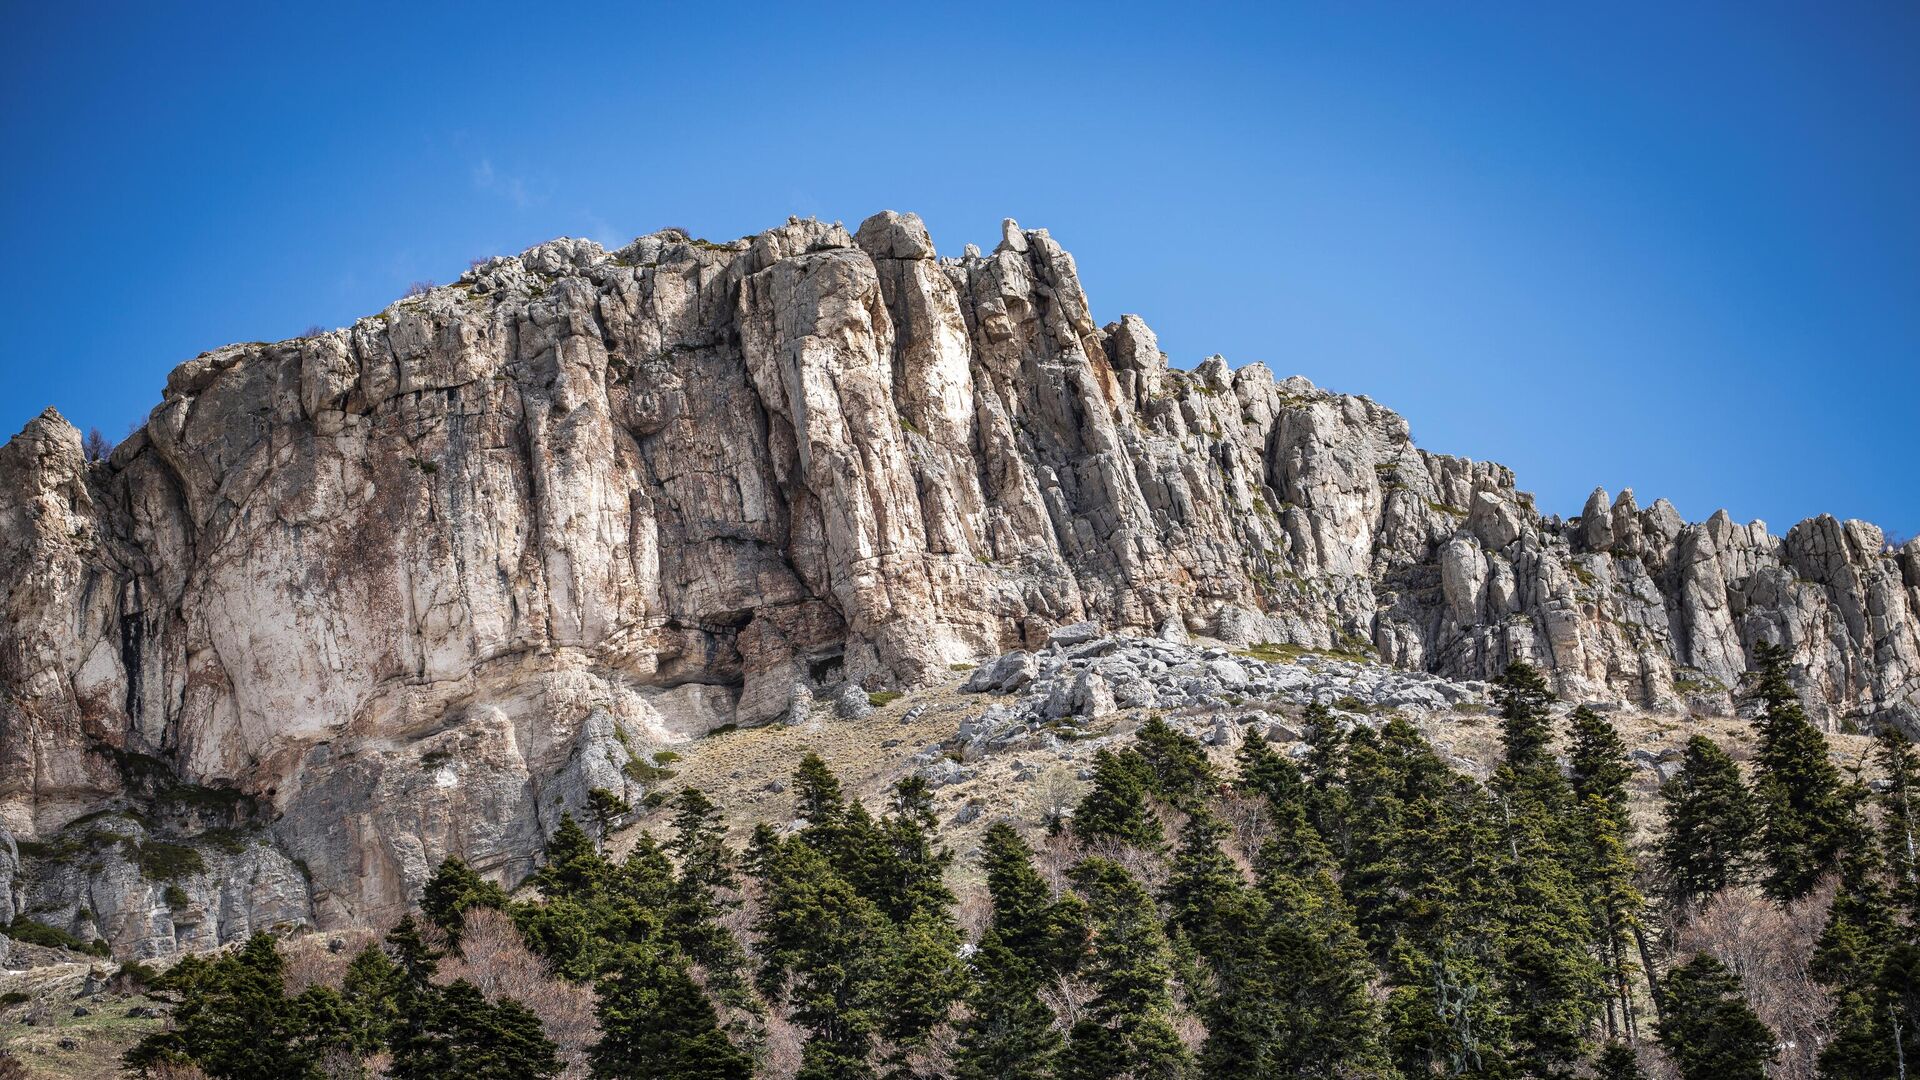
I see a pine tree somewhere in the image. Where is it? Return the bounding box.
[1072,748,1164,849]
[952,933,1062,1080]
[1657,735,1757,910]
[1656,954,1776,1080]
[1059,858,1192,1080]
[421,857,509,945]
[590,943,752,1080]
[795,751,849,829]
[1298,703,1355,858]
[1748,641,1857,901]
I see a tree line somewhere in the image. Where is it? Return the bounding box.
[124,643,1919,1078]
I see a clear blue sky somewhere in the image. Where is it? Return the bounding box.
[3,2,1914,539]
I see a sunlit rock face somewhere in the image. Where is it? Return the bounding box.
[2,211,1914,947]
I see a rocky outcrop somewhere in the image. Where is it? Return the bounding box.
[2,211,1915,949]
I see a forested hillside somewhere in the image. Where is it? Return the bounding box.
[102,646,1917,1079]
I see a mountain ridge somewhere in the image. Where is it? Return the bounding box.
[1,209,1914,953]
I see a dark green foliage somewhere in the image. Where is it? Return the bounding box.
[1058,858,1192,1080]
[591,944,752,1080]
[1747,641,1860,901]
[1656,954,1776,1080]
[953,933,1062,1080]
[588,786,632,829]
[4,917,110,956]
[1876,727,1920,920]
[1073,748,1165,849]
[132,840,207,881]
[389,978,562,1079]
[978,821,1086,984]
[1592,1040,1645,1079]
[124,934,357,1080]
[1496,659,1557,771]
[1658,735,1758,909]
[421,856,508,945]
[1568,705,1633,821]
[1131,716,1219,809]
[752,834,891,1076]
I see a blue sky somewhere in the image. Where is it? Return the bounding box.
[3,2,1914,538]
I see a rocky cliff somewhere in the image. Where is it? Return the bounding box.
[2,211,1915,954]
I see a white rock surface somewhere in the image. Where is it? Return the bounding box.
[2,210,1915,946]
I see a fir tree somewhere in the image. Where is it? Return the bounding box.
[1568,705,1633,821]
[389,978,563,1080]
[1132,716,1219,810]
[1812,847,1902,1080]
[341,942,405,1053]
[420,856,508,945]
[1748,641,1857,901]
[1496,660,1558,772]
[1059,858,1192,1080]
[978,821,1083,982]
[1876,727,1920,920]
[123,934,353,1080]
[1592,1040,1645,1080]
[590,943,752,1080]
[1072,748,1165,849]
[952,932,1062,1080]
[1657,735,1757,910]
[665,787,752,1001]
[752,837,891,1077]
[1656,954,1776,1080]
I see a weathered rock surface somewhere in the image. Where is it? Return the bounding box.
[2,210,1915,950]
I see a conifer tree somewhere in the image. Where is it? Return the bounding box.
[123,933,354,1080]
[1132,716,1219,810]
[1580,794,1645,1043]
[1568,705,1633,821]
[421,856,509,945]
[1163,808,1251,968]
[1657,735,1757,910]
[389,978,563,1080]
[1812,847,1903,1080]
[1072,748,1165,849]
[1656,954,1776,1080]
[1876,727,1920,920]
[1592,1041,1645,1080]
[1747,641,1858,901]
[978,821,1084,981]
[665,787,752,1002]
[752,836,891,1077]
[1496,660,1558,771]
[591,943,753,1080]
[1299,703,1354,854]
[1059,858,1192,1080]
[341,942,405,1053]
[952,932,1063,1080]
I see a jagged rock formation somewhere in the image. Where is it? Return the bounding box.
[2,211,1915,953]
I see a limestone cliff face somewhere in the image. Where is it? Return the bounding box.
[2,211,1915,951]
